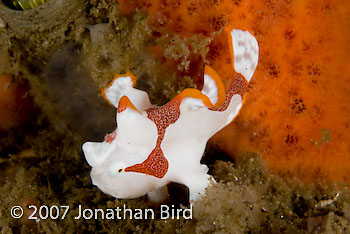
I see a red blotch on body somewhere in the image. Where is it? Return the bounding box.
[209,73,247,112]
[105,130,117,143]
[125,98,181,178]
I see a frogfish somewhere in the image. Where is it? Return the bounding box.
[82,29,259,202]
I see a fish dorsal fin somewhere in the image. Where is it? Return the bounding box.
[175,88,214,108]
[201,65,226,108]
[228,29,259,82]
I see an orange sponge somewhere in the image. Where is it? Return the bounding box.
[212,0,350,184]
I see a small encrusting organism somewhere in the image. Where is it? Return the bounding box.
[82,29,259,202]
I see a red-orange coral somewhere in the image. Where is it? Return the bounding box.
[117,0,350,184]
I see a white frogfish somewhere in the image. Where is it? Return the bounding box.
[82,29,259,202]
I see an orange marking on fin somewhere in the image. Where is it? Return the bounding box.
[125,71,137,87]
[118,95,141,114]
[225,26,235,71]
[101,71,137,106]
[174,88,214,108]
[204,65,226,108]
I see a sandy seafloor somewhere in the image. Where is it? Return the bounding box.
[0,0,349,233]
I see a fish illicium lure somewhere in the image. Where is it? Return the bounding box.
[82,29,259,202]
